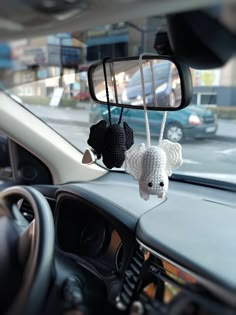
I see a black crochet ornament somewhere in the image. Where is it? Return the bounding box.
[87,120,134,169]
[84,58,134,169]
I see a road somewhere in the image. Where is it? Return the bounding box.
[22,103,236,175]
[49,121,236,175]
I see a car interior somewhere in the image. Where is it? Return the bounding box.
[0,1,236,315]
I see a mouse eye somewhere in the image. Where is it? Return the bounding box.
[159,182,164,187]
[148,182,153,187]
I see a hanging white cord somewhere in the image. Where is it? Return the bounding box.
[159,111,167,143]
[139,54,151,147]
[109,62,119,105]
[150,60,158,108]
[139,53,168,146]
[150,58,167,143]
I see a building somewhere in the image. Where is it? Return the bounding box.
[85,23,129,62]
[0,43,12,88]
[83,16,165,62]
[8,34,85,98]
[0,17,235,108]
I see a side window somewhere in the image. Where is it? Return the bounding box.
[172,66,179,76]
[200,93,217,105]
[0,135,53,185]
[154,64,169,81]
[192,92,218,105]
[0,134,12,179]
[128,65,151,87]
[143,67,151,83]
[191,93,198,104]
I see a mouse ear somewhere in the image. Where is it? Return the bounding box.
[160,140,183,176]
[123,121,134,149]
[87,120,107,155]
[125,143,146,180]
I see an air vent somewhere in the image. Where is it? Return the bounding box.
[19,199,34,222]
[116,248,145,310]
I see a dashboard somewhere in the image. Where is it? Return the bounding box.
[26,171,236,315]
[55,193,129,276]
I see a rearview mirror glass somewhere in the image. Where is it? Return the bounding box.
[88,56,192,111]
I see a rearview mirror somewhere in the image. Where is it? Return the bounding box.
[88,56,192,111]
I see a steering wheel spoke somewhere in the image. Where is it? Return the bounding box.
[17,219,35,266]
[0,193,35,266]
[12,203,29,231]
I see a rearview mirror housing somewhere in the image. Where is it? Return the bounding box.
[88,55,192,111]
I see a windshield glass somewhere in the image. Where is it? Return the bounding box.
[1,17,236,182]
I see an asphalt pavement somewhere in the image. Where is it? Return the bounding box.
[24,103,236,175]
[25,103,90,126]
[25,103,236,139]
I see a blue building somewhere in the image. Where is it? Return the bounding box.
[0,43,12,69]
[86,25,129,62]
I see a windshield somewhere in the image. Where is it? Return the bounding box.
[1,17,236,183]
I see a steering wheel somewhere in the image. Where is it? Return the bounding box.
[0,186,55,315]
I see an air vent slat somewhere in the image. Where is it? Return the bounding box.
[125,270,133,278]
[19,199,34,222]
[136,251,144,260]
[123,284,133,297]
[130,262,140,275]
[125,277,136,290]
[132,256,143,268]
[117,248,145,311]
[120,292,130,305]
[21,211,34,221]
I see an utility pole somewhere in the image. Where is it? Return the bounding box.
[55,34,70,87]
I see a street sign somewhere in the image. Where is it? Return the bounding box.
[49,87,64,107]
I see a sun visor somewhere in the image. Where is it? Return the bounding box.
[165,11,236,69]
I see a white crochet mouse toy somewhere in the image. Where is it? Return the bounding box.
[125,54,183,200]
[125,140,182,200]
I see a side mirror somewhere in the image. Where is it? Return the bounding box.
[88,56,192,111]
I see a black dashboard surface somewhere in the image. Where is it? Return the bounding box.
[37,172,236,301]
[56,173,165,230]
[136,179,236,297]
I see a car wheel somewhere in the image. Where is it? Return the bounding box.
[165,123,183,143]
[169,91,176,107]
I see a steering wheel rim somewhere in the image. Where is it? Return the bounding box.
[0,186,55,315]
